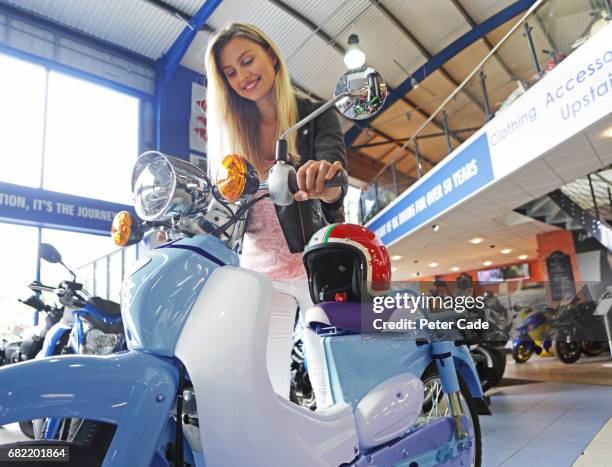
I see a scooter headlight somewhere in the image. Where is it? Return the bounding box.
[131,151,210,221]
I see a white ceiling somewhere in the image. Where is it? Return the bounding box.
[388,113,612,280]
[0,0,538,100]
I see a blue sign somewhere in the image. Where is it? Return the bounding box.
[367,133,493,245]
[0,181,135,235]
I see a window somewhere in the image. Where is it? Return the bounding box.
[40,228,117,291]
[43,71,139,204]
[0,222,39,336]
[0,55,46,188]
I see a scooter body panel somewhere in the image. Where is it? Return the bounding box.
[0,351,178,467]
[324,334,484,407]
[176,266,359,467]
[121,235,238,357]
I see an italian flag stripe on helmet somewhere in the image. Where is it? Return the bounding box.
[322,223,339,243]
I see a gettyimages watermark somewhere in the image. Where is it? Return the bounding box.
[323,281,612,345]
[359,284,491,335]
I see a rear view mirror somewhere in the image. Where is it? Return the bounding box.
[39,243,62,264]
[334,67,387,120]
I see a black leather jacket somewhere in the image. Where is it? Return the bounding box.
[272,98,348,253]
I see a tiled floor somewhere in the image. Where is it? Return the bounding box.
[2,375,611,466]
[482,381,612,466]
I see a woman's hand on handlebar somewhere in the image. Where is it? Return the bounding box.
[294,160,343,203]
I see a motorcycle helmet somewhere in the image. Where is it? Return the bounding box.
[303,223,391,303]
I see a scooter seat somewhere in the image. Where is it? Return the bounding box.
[304,301,396,334]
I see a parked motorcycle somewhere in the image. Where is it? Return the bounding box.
[0,294,62,367]
[432,280,510,392]
[549,287,609,364]
[0,67,486,466]
[0,293,63,438]
[511,305,556,363]
[23,243,125,440]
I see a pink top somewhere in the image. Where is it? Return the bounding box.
[240,161,306,281]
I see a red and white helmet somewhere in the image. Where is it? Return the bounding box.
[303,223,391,303]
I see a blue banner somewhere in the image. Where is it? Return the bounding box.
[0,181,135,235]
[367,133,493,245]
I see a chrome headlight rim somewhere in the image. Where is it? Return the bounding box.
[131,151,178,222]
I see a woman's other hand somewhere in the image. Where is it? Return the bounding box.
[295,160,343,203]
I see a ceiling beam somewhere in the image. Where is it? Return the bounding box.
[266,0,450,163]
[448,0,522,82]
[144,0,216,32]
[267,0,344,55]
[374,1,486,116]
[157,0,222,84]
[344,0,538,149]
[348,148,417,184]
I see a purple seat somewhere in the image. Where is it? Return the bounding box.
[304,301,396,333]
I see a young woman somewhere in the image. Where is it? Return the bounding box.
[205,23,347,407]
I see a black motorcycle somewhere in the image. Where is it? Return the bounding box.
[0,293,64,438]
[464,293,511,392]
[432,281,510,392]
[0,294,63,366]
[550,287,609,364]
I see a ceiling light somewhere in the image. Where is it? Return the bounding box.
[602,125,612,138]
[344,34,366,69]
[451,266,460,272]
[501,248,512,254]
[432,224,440,231]
[391,255,402,261]
[429,262,438,267]
[470,238,483,244]
[518,254,529,260]
[391,267,398,272]
[482,261,493,266]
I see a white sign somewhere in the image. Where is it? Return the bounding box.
[487,23,612,179]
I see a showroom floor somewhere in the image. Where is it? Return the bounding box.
[1,357,611,467]
[483,380,612,466]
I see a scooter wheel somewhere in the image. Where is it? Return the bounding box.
[512,341,533,363]
[419,366,482,467]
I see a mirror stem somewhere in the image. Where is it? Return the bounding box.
[276,93,348,162]
[60,261,77,282]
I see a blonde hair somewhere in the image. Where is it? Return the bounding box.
[205,23,302,178]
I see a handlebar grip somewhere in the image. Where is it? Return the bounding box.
[28,282,56,293]
[323,169,348,189]
[287,169,348,194]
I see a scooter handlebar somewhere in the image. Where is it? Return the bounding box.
[28,281,56,293]
[287,169,348,194]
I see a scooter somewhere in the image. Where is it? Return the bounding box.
[0,67,486,466]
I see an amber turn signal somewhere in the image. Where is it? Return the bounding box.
[112,211,134,247]
[217,154,248,202]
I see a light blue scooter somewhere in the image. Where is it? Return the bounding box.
[0,67,487,466]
